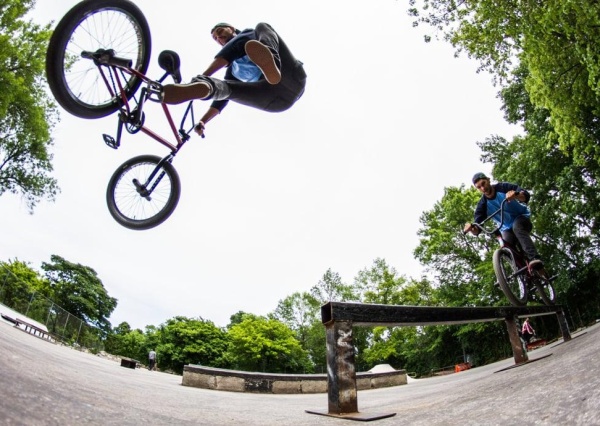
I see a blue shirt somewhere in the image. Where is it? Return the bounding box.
[211,28,261,111]
[474,182,531,232]
[230,55,261,82]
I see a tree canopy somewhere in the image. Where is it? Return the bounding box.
[0,0,59,210]
[409,0,600,165]
[41,255,117,332]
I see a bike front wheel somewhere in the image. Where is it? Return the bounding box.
[106,155,181,230]
[493,248,528,306]
[46,0,151,119]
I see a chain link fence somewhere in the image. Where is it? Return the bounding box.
[0,265,104,352]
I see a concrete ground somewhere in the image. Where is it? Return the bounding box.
[0,316,599,425]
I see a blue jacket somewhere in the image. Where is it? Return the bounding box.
[474,182,531,232]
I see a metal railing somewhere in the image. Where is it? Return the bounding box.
[0,265,103,352]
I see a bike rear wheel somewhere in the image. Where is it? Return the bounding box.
[106,155,181,230]
[492,248,528,306]
[533,272,557,306]
[46,0,151,119]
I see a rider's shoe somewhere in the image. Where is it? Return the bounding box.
[528,258,544,270]
[245,40,281,84]
[161,81,212,104]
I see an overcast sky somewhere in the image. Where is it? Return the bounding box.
[1,0,518,330]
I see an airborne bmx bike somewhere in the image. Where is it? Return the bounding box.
[465,198,557,306]
[46,0,196,230]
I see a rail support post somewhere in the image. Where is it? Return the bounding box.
[326,320,357,415]
[306,319,396,420]
[555,309,572,342]
[505,315,528,364]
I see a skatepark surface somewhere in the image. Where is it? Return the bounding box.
[1,313,599,425]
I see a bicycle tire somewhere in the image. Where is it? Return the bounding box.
[46,0,151,119]
[533,275,556,306]
[492,248,528,306]
[106,155,181,230]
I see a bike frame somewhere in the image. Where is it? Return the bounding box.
[471,199,532,280]
[81,49,200,200]
[89,50,196,155]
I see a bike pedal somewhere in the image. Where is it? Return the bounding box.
[103,133,119,149]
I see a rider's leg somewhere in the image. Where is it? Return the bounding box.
[161,74,303,112]
[216,29,307,112]
[511,215,542,266]
[245,23,282,84]
[162,24,305,108]
[161,79,214,104]
[213,79,302,112]
[501,229,519,248]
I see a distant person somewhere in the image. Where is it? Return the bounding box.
[463,172,544,271]
[521,318,535,344]
[148,349,157,371]
[161,22,306,137]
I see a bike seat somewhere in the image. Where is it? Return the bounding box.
[158,50,182,83]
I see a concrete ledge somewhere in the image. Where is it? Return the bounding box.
[182,365,407,394]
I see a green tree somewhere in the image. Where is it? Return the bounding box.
[0,258,46,312]
[226,315,312,373]
[272,291,318,346]
[414,187,500,307]
[0,0,59,209]
[412,187,521,369]
[485,64,600,269]
[310,268,356,303]
[41,255,117,332]
[408,0,600,165]
[156,316,229,375]
[307,268,358,370]
[475,66,600,320]
[227,310,251,328]
[351,259,414,371]
[273,269,358,373]
[354,258,408,305]
[272,291,325,372]
[104,322,145,359]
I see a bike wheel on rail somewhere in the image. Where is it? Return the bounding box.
[492,248,528,306]
[533,271,557,306]
[46,0,151,119]
[106,155,181,230]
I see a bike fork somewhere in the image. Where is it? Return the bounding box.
[133,155,175,201]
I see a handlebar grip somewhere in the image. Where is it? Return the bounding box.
[81,49,132,68]
[108,56,133,68]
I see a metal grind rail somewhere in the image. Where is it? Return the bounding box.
[306,302,571,421]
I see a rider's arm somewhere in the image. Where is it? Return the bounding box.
[195,58,234,136]
[463,222,480,236]
[497,182,531,203]
[465,197,487,236]
[195,106,221,136]
[202,57,230,76]
[515,190,529,203]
